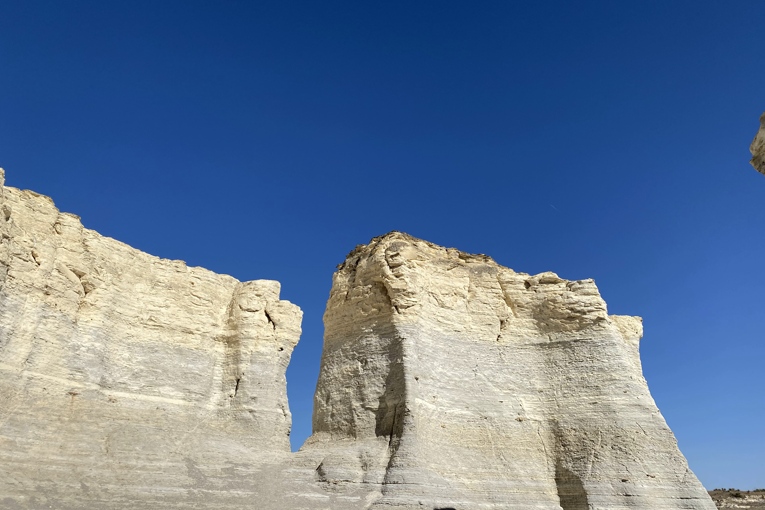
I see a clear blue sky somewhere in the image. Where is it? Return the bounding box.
[1,0,763,490]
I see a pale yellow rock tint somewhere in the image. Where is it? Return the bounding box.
[0,169,303,509]
[298,232,716,510]
[0,169,715,509]
[751,112,765,175]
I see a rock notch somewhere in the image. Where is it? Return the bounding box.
[0,170,715,509]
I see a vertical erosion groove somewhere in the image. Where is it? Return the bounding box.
[555,461,590,510]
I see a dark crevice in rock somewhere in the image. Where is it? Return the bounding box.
[387,403,400,448]
[555,461,590,510]
[264,309,276,330]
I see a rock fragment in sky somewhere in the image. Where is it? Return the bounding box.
[751,112,765,175]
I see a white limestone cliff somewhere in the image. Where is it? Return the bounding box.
[300,232,715,510]
[751,112,765,175]
[0,169,302,509]
[0,169,715,509]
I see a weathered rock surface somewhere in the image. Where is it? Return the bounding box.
[0,169,302,509]
[299,232,715,510]
[0,170,715,509]
[751,112,765,175]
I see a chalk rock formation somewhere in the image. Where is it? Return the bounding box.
[752,112,765,175]
[0,169,302,509]
[0,169,714,509]
[300,232,715,510]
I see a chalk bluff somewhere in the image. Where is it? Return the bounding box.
[0,169,715,509]
[0,169,302,509]
[751,112,765,175]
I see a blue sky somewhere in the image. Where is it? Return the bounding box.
[1,1,763,490]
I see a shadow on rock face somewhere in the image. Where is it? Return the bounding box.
[556,462,590,510]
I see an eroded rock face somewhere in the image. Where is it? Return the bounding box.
[0,169,302,509]
[301,232,715,510]
[0,169,714,509]
[752,112,765,175]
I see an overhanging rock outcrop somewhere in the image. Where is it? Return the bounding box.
[751,112,765,175]
[0,169,715,509]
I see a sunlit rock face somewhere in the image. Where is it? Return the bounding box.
[300,232,716,510]
[751,112,765,175]
[0,169,714,509]
[0,169,302,509]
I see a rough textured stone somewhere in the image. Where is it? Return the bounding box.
[0,169,302,509]
[751,112,765,175]
[300,232,716,510]
[0,169,715,509]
